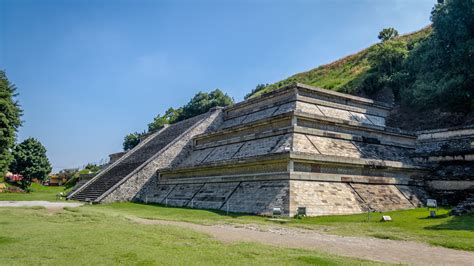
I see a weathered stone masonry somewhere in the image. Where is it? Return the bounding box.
[69,83,473,216]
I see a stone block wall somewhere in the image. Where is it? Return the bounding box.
[100,109,223,203]
[188,182,240,209]
[349,183,414,211]
[414,126,474,205]
[221,180,290,215]
[139,179,290,216]
[165,183,204,207]
[131,175,430,216]
[289,181,364,216]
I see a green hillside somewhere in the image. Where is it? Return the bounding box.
[248,26,432,98]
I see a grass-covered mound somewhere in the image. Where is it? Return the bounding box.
[248,27,431,98]
[248,1,474,131]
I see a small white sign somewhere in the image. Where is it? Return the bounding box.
[382,215,392,221]
[272,207,282,217]
[427,199,437,208]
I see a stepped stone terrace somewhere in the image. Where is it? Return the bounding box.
[69,83,473,216]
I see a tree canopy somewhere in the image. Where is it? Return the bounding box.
[123,132,142,151]
[0,70,22,178]
[9,138,52,188]
[378,27,399,42]
[125,89,234,151]
[359,0,473,113]
[401,0,474,110]
[177,89,233,121]
[148,107,181,132]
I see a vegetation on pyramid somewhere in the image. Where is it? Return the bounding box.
[123,89,234,151]
[245,27,431,99]
[247,0,473,130]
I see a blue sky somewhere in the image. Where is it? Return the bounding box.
[0,0,435,171]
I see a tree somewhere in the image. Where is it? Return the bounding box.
[0,70,22,178]
[9,138,52,189]
[123,132,142,151]
[148,107,182,132]
[123,89,233,150]
[178,89,234,121]
[361,39,408,95]
[402,0,474,110]
[378,27,399,42]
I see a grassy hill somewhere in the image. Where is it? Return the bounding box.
[248,26,432,99]
[247,21,474,131]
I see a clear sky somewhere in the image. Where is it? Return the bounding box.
[0,0,435,171]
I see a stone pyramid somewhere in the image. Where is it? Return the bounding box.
[148,83,430,215]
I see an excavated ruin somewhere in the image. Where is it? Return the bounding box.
[68,83,474,216]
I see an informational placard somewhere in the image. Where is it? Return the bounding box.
[427,199,437,208]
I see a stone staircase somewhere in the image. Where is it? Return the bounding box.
[68,113,212,202]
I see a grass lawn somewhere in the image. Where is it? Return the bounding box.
[2,184,473,253]
[0,207,380,265]
[93,203,474,251]
[0,182,67,201]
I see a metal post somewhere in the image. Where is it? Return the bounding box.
[165,198,168,207]
[226,201,229,215]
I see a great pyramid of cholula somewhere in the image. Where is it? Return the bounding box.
[68,83,474,216]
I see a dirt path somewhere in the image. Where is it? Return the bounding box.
[0,201,83,210]
[132,217,474,266]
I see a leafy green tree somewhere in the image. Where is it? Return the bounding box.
[178,89,234,121]
[123,89,233,150]
[402,0,474,110]
[9,138,52,189]
[369,40,408,75]
[0,70,22,178]
[123,132,142,151]
[361,36,408,95]
[148,107,182,132]
[378,27,399,42]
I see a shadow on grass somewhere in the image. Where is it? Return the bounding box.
[418,213,450,219]
[131,202,257,219]
[424,214,474,231]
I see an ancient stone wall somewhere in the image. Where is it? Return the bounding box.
[100,109,224,203]
[414,126,474,204]
[76,83,474,216]
[289,181,364,216]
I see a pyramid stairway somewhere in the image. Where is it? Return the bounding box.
[68,112,214,202]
